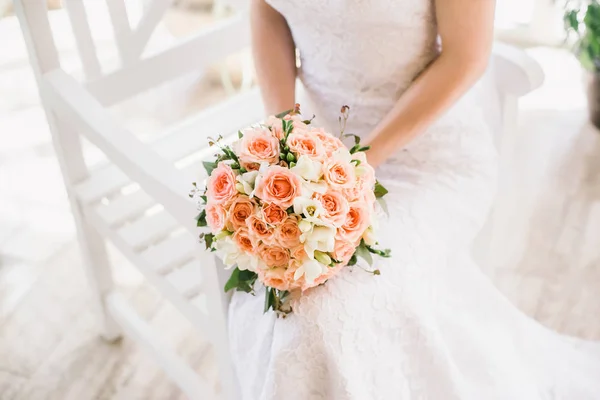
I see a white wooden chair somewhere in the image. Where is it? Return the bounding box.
[14,0,543,398]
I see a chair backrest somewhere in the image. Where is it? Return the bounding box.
[16,0,251,105]
[14,2,257,398]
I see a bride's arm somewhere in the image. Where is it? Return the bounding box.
[251,0,297,115]
[363,0,496,167]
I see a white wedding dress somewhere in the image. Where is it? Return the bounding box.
[228,0,600,398]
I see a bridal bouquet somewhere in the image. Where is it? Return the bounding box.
[191,105,391,314]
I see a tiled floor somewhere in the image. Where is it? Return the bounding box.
[1,5,599,400]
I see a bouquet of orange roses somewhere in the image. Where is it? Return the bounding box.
[191,105,390,314]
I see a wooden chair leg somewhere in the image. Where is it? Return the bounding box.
[75,209,122,342]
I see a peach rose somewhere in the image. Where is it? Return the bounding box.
[258,243,290,268]
[290,244,308,261]
[311,128,345,156]
[258,267,289,291]
[283,258,304,290]
[234,128,280,167]
[205,203,226,233]
[333,239,356,265]
[352,151,376,188]
[343,175,375,204]
[227,195,256,230]
[265,115,308,140]
[254,166,303,208]
[287,132,325,160]
[337,203,371,243]
[261,203,287,226]
[313,190,350,227]
[206,162,237,205]
[323,159,356,189]
[313,263,344,287]
[277,216,302,248]
[246,215,272,242]
[233,227,256,254]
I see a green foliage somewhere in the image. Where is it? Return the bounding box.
[275,109,293,118]
[203,161,217,176]
[196,210,207,227]
[374,181,389,198]
[562,0,600,71]
[224,267,258,294]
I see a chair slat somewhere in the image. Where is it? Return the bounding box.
[166,260,203,299]
[155,88,263,162]
[94,189,156,227]
[127,0,173,62]
[86,14,250,106]
[105,0,131,63]
[118,210,179,250]
[190,294,208,315]
[141,232,197,274]
[76,163,130,203]
[73,88,263,204]
[63,0,103,80]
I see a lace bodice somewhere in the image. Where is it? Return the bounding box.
[267,0,438,132]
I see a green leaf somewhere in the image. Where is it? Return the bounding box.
[275,109,293,118]
[374,181,389,198]
[264,287,275,313]
[351,159,361,166]
[366,244,391,258]
[196,209,207,227]
[224,268,240,292]
[356,242,373,266]
[224,267,258,293]
[204,233,214,249]
[377,198,389,217]
[347,253,358,266]
[238,130,244,139]
[200,195,207,203]
[343,133,361,145]
[203,161,217,176]
[357,146,371,152]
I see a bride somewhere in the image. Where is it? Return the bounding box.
[227,0,600,398]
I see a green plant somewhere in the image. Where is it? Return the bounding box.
[563,0,600,71]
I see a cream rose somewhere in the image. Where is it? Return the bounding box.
[206,162,238,205]
[254,166,303,208]
[234,128,280,167]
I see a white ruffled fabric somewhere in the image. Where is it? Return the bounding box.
[228,0,600,398]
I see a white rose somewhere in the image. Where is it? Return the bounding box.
[332,148,352,163]
[291,155,323,182]
[293,196,326,225]
[301,225,336,258]
[214,236,261,272]
[362,225,377,246]
[293,259,328,285]
[302,181,328,198]
[236,170,259,195]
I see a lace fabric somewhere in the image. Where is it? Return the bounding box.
[228,0,600,398]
